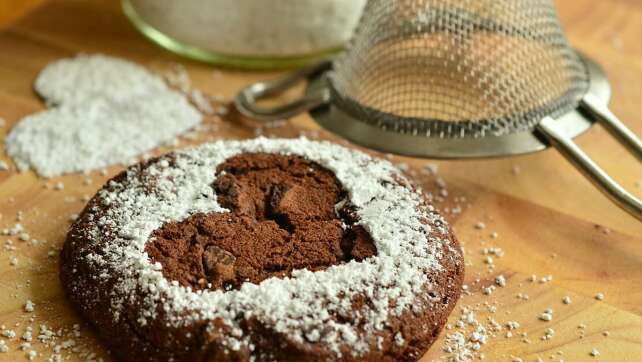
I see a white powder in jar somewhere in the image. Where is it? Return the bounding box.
[127,0,366,57]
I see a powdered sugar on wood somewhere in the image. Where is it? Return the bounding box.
[6,54,201,177]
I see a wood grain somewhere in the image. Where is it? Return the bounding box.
[0,0,640,361]
[0,0,45,30]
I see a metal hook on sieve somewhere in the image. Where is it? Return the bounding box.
[537,114,642,220]
[581,93,642,162]
[536,89,642,220]
[235,60,332,122]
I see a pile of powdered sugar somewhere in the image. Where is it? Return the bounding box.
[71,138,455,357]
[34,54,170,105]
[5,54,201,177]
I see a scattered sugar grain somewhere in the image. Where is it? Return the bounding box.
[506,321,520,331]
[610,33,624,50]
[162,63,191,93]
[422,163,438,175]
[483,286,495,295]
[22,329,32,342]
[482,247,503,257]
[189,89,214,115]
[24,300,35,313]
[539,310,553,321]
[394,333,404,347]
[539,275,553,284]
[61,339,76,349]
[595,292,604,301]
[216,105,229,116]
[590,348,599,357]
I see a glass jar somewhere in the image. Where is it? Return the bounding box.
[122,0,366,69]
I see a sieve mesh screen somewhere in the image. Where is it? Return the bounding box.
[328,0,590,137]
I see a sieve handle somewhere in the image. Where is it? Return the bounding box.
[581,93,642,162]
[538,116,642,220]
[234,60,332,122]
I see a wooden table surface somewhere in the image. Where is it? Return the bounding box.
[0,1,640,361]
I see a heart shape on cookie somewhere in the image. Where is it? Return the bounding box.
[146,152,377,292]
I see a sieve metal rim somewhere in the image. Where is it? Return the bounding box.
[326,77,581,138]
[307,52,610,158]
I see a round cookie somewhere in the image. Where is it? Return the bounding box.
[61,138,464,361]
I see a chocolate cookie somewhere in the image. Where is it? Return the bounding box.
[60,138,464,361]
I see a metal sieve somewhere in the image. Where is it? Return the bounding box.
[235,0,642,219]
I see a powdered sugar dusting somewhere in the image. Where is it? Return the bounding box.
[72,138,452,357]
[34,54,168,105]
[6,54,201,177]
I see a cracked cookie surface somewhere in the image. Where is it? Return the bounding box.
[145,153,376,291]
